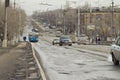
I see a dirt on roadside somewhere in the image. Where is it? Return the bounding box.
[0,42,31,80]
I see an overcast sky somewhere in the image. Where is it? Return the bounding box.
[11,0,120,15]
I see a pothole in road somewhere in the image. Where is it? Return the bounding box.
[75,63,86,65]
[84,71,91,73]
[59,71,71,75]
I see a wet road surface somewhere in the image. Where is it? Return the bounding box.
[32,40,120,80]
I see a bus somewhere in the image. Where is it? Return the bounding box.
[28,32,39,42]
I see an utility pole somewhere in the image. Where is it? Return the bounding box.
[63,10,66,34]
[89,0,94,38]
[111,0,115,38]
[77,6,80,36]
[46,8,50,26]
[90,0,92,24]
[11,0,16,45]
[2,0,9,47]
[18,6,22,41]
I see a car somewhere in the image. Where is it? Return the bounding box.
[32,28,39,32]
[59,35,72,46]
[52,39,59,45]
[110,36,120,65]
[77,36,89,45]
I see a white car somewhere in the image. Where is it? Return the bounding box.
[110,36,120,65]
[52,39,59,45]
[77,36,89,45]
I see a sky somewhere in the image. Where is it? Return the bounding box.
[11,0,120,15]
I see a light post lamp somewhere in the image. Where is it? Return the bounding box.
[2,0,9,47]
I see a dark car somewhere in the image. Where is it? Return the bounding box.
[59,35,72,46]
[52,39,59,45]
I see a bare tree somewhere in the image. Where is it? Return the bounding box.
[0,1,27,46]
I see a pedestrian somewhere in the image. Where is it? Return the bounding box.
[98,37,101,44]
[95,37,98,44]
[23,36,26,41]
[91,38,94,44]
[88,37,90,43]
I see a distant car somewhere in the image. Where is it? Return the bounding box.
[52,39,59,45]
[32,28,39,32]
[110,36,120,65]
[77,37,89,45]
[59,35,72,46]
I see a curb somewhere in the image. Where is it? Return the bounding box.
[31,45,48,80]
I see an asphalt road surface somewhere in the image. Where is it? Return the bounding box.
[32,40,120,80]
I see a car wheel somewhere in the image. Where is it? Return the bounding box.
[53,43,55,45]
[69,44,72,46]
[59,44,62,46]
[112,54,119,65]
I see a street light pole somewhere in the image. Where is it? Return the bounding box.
[111,0,115,38]
[78,6,80,37]
[63,10,66,34]
[90,0,92,24]
[2,0,9,47]
[18,6,22,41]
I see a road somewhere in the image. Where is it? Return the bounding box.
[32,39,120,80]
